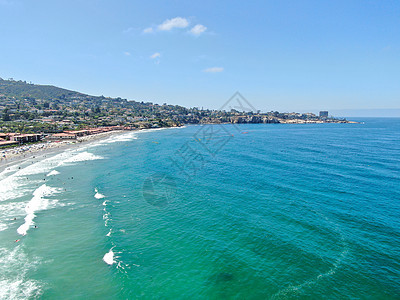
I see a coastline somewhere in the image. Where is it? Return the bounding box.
[0,120,354,174]
[0,125,185,174]
[0,130,129,174]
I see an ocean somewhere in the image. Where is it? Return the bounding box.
[0,118,399,299]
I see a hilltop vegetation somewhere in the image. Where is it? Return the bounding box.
[0,78,84,100]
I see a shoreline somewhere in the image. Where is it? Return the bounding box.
[0,125,186,174]
[0,130,130,174]
[0,120,356,173]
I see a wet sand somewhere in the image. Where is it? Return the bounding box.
[0,130,128,174]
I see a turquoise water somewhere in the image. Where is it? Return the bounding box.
[0,118,399,299]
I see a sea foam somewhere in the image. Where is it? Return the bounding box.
[91,132,138,147]
[0,150,72,202]
[17,184,61,236]
[0,202,26,232]
[94,188,105,199]
[46,170,60,177]
[0,174,27,203]
[103,248,115,265]
[0,247,42,299]
[63,152,104,163]
[105,132,137,143]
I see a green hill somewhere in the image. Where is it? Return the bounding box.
[0,78,85,100]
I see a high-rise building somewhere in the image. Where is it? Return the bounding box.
[319,111,329,118]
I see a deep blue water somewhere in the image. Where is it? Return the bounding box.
[0,118,399,299]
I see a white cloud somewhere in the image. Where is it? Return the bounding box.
[143,27,153,34]
[190,24,207,36]
[203,67,224,73]
[158,17,189,31]
[150,52,161,59]
[124,52,131,56]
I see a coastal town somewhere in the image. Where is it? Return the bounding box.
[1,78,353,150]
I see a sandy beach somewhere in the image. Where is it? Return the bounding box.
[0,130,129,173]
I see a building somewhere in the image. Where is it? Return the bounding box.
[0,140,18,147]
[12,134,41,144]
[64,130,88,137]
[49,133,77,140]
[319,111,329,118]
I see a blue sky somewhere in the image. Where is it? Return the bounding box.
[1,0,399,115]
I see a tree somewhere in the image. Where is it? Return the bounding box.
[2,109,11,121]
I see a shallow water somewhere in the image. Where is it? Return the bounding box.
[0,120,399,299]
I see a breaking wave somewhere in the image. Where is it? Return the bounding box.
[103,247,115,265]
[17,184,61,236]
[0,247,43,299]
[94,188,105,199]
[46,170,60,177]
[63,152,104,163]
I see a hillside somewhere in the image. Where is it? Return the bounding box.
[0,78,85,101]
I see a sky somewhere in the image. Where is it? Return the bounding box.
[1,0,399,116]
